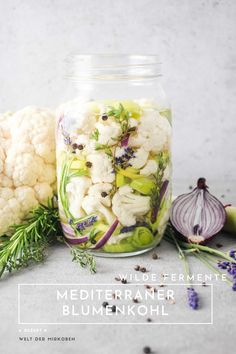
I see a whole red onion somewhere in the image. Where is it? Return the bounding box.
[170,178,226,244]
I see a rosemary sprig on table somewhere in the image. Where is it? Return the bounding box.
[0,199,96,278]
[0,199,60,278]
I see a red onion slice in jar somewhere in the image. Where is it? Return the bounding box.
[170,178,226,244]
[91,219,119,249]
[62,223,89,244]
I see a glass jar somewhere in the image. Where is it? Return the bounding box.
[56,55,172,257]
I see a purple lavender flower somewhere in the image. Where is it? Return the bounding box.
[64,135,72,145]
[229,250,236,260]
[218,261,230,270]
[218,259,236,290]
[76,216,98,232]
[68,218,73,225]
[120,225,136,233]
[115,147,135,168]
[187,288,199,310]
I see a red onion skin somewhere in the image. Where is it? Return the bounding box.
[170,178,226,244]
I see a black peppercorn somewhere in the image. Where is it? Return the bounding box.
[111,305,116,313]
[72,143,78,150]
[121,278,127,284]
[140,267,147,273]
[102,301,109,308]
[143,346,151,354]
[101,191,108,198]
[102,115,108,121]
[134,265,140,271]
[152,252,158,260]
[77,144,84,150]
[86,161,92,168]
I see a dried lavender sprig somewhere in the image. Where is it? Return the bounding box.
[217,251,236,291]
[187,288,199,310]
[194,253,233,286]
[167,225,199,310]
[229,250,236,260]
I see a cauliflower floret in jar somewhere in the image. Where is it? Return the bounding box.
[66,176,91,219]
[112,185,150,226]
[87,152,115,183]
[58,100,97,135]
[140,160,158,175]
[86,183,112,207]
[129,147,149,169]
[129,110,171,153]
[74,134,96,156]
[115,146,126,158]
[82,183,115,224]
[95,121,121,146]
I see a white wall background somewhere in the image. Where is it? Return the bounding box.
[0,0,235,186]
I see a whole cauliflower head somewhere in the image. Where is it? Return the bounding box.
[112,185,150,226]
[0,107,56,236]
